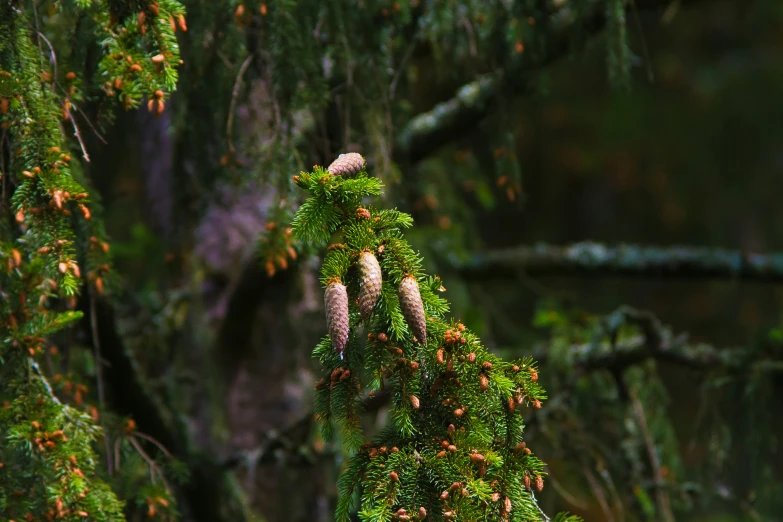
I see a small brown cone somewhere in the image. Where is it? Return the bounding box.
[398,275,426,343]
[358,250,382,321]
[325,280,350,355]
[326,152,366,177]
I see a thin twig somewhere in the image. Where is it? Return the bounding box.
[66,103,90,162]
[529,490,550,522]
[31,1,45,78]
[34,30,57,94]
[389,35,418,101]
[226,54,254,154]
[56,83,108,144]
[89,295,110,472]
[584,466,616,522]
[629,389,675,522]
[547,471,588,510]
[132,431,173,459]
[129,435,173,492]
[462,16,478,58]
[30,359,62,404]
[630,0,654,82]
[114,437,122,471]
[599,467,626,522]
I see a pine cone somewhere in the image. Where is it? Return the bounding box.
[325,280,350,355]
[398,275,426,343]
[326,153,366,177]
[358,250,382,321]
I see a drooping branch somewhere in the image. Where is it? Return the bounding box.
[454,242,783,283]
[394,0,712,164]
[395,2,603,164]
[560,306,779,375]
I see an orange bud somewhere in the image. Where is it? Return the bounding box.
[260,3,267,15]
[177,14,187,32]
[151,54,165,64]
[130,63,142,72]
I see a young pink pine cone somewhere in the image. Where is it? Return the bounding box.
[325,279,350,355]
[398,274,426,343]
[326,153,366,177]
[358,250,382,321]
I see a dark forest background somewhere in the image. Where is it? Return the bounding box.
[2,0,783,521]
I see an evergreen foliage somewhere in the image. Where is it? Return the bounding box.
[1,1,185,519]
[292,157,581,521]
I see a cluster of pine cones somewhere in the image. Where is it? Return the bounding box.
[322,154,427,355]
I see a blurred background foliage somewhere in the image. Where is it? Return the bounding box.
[6,0,783,521]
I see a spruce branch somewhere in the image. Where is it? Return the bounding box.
[1,0,187,519]
[292,156,576,521]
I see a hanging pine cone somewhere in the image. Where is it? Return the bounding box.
[326,152,366,177]
[358,250,382,321]
[325,279,350,355]
[398,274,426,343]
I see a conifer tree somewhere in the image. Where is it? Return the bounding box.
[292,156,582,522]
[1,1,185,520]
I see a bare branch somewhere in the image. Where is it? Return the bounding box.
[65,103,90,162]
[226,54,254,154]
[454,242,783,284]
